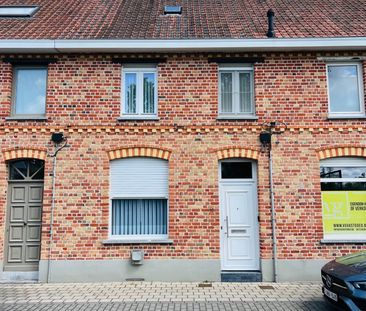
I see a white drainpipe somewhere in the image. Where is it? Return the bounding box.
[46,140,68,283]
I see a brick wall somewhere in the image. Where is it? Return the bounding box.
[0,52,365,263]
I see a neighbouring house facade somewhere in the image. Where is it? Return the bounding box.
[0,0,366,283]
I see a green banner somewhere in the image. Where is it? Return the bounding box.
[322,191,366,234]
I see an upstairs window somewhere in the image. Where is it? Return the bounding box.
[121,64,157,119]
[218,65,255,118]
[12,67,47,117]
[327,63,364,117]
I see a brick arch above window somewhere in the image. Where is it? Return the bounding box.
[317,146,366,160]
[2,148,47,162]
[108,147,171,161]
[216,147,259,160]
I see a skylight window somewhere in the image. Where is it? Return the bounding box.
[164,5,182,15]
[0,6,39,17]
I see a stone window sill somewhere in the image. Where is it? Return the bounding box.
[102,239,173,245]
[320,239,366,244]
[327,115,366,120]
[117,116,159,121]
[6,116,48,121]
[217,115,258,120]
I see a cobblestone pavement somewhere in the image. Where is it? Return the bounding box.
[0,282,333,311]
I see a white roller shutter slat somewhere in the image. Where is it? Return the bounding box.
[110,157,168,198]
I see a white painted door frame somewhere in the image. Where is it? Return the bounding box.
[219,159,260,271]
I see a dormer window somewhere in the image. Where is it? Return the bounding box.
[0,6,39,17]
[164,6,182,15]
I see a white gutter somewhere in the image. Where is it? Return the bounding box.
[0,40,55,53]
[0,37,366,53]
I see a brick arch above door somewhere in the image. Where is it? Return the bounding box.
[215,147,259,160]
[2,148,47,162]
[107,147,171,161]
[317,146,366,160]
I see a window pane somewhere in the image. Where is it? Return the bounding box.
[9,160,27,180]
[321,182,366,191]
[112,199,167,235]
[29,159,44,180]
[125,73,136,113]
[239,72,252,113]
[220,72,233,113]
[14,68,47,115]
[321,166,366,179]
[328,65,361,113]
[221,162,252,179]
[143,73,155,114]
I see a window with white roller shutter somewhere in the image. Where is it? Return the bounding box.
[110,157,168,239]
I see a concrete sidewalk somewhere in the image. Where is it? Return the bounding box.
[0,281,332,311]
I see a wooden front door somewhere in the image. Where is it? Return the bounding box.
[4,159,44,272]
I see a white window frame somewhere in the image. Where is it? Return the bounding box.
[11,66,48,117]
[108,198,169,241]
[219,159,257,183]
[108,158,169,241]
[320,157,366,241]
[218,65,255,118]
[121,66,158,120]
[326,62,365,118]
[0,6,39,17]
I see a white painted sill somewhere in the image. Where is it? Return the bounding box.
[320,239,366,244]
[217,115,258,120]
[6,116,48,121]
[103,239,173,245]
[327,114,366,120]
[117,116,159,121]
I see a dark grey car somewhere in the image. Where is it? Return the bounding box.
[322,251,366,310]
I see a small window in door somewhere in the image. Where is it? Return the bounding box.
[9,159,44,181]
[221,162,252,179]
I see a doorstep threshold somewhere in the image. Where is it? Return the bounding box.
[221,270,262,282]
[0,271,38,283]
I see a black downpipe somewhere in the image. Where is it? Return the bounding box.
[266,9,276,38]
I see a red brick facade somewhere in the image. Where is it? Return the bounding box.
[0,52,365,278]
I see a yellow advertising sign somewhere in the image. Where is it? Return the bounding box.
[322,191,366,234]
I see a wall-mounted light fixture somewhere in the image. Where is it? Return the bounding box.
[51,132,65,145]
[259,131,271,146]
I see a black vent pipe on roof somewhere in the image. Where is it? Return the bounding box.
[266,9,275,38]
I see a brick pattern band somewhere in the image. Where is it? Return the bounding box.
[317,146,366,160]
[108,147,171,161]
[2,148,47,161]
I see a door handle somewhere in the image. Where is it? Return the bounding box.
[225,216,229,237]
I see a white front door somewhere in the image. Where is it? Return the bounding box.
[219,161,259,271]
